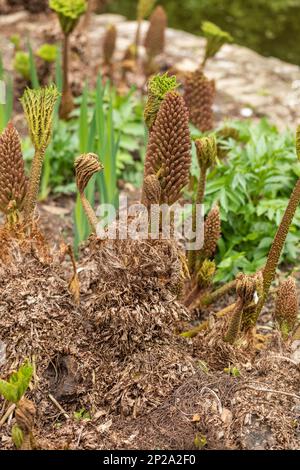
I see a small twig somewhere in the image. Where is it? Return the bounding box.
[48,394,70,420]
[0,403,16,427]
[240,383,300,401]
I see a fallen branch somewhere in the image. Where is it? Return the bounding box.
[48,394,70,420]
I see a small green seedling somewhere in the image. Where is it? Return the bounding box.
[0,360,33,404]
[73,407,91,421]
[224,364,240,377]
[194,433,207,449]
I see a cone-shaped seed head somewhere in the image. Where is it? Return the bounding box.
[275,276,298,338]
[144,73,179,130]
[50,0,87,35]
[195,134,217,169]
[202,205,221,259]
[197,259,216,288]
[141,174,161,207]
[103,24,117,65]
[143,91,191,205]
[184,69,215,132]
[20,84,60,151]
[202,21,233,64]
[0,123,27,215]
[144,6,167,59]
[137,0,156,19]
[75,153,103,193]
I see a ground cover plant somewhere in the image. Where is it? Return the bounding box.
[0,0,300,452]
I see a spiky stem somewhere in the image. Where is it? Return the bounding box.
[188,165,207,273]
[79,191,98,232]
[59,33,73,119]
[181,302,235,338]
[23,148,44,220]
[224,298,243,343]
[184,278,236,309]
[254,178,300,323]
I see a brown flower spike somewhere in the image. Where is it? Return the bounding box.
[200,205,221,260]
[0,123,27,216]
[143,91,191,205]
[184,69,215,132]
[275,277,298,339]
[144,6,167,60]
[103,24,117,65]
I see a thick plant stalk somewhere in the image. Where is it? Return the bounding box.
[187,165,207,273]
[135,0,156,59]
[223,298,244,344]
[275,276,298,340]
[254,177,300,324]
[60,33,74,119]
[0,123,27,218]
[181,302,235,338]
[21,85,59,221]
[184,277,236,309]
[23,148,44,221]
[75,153,103,232]
[50,0,87,119]
[188,135,217,273]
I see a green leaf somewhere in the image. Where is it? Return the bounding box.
[0,361,33,404]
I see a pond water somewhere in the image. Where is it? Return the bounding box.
[107,0,300,66]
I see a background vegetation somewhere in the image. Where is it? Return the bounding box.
[107,0,300,65]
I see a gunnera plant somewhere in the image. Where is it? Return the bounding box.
[275,277,298,340]
[188,135,218,273]
[201,21,233,68]
[135,0,156,60]
[143,5,167,76]
[248,126,300,328]
[214,125,300,336]
[21,84,59,223]
[0,123,27,226]
[103,24,117,67]
[183,69,215,132]
[74,153,103,232]
[144,73,179,131]
[49,0,87,119]
[224,272,262,344]
[142,90,191,206]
